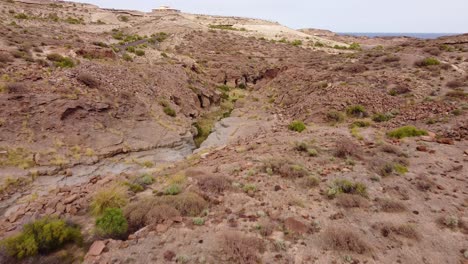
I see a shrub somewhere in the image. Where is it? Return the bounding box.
[90,185,128,216]
[95,208,128,238]
[262,158,310,178]
[163,106,176,117]
[346,105,367,118]
[291,40,302,46]
[14,13,28,19]
[135,50,145,56]
[288,120,306,132]
[326,111,345,123]
[221,232,265,264]
[349,42,361,50]
[372,113,393,122]
[303,175,320,188]
[294,141,318,157]
[122,53,133,62]
[0,53,13,63]
[5,82,26,93]
[336,194,369,208]
[334,138,360,158]
[446,90,467,98]
[156,192,207,216]
[375,223,419,240]
[350,120,371,128]
[322,227,371,254]
[165,184,182,195]
[0,217,82,259]
[118,15,129,22]
[46,53,74,68]
[192,218,205,226]
[415,57,440,67]
[446,80,464,88]
[388,85,410,96]
[387,126,428,139]
[242,184,257,193]
[327,179,368,199]
[382,55,400,63]
[124,200,180,231]
[126,46,136,53]
[77,73,98,88]
[375,198,407,212]
[197,175,230,195]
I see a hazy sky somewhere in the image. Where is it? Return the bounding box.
[71,0,468,33]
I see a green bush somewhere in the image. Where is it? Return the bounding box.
[1,217,82,259]
[349,42,361,50]
[350,120,371,128]
[326,111,345,123]
[288,120,306,132]
[346,105,367,118]
[46,53,74,68]
[387,126,428,139]
[95,208,128,238]
[327,179,368,199]
[91,185,128,216]
[14,13,28,20]
[291,40,302,46]
[415,57,440,67]
[165,184,182,195]
[126,46,136,53]
[163,106,176,117]
[372,113,393,122]
[192,218,205,226]
[122,53,133,62]
[135,50,145,56]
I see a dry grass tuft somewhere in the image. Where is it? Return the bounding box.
[77,73,99,88]
[262,158,310,178]
[125,199,181,231]
[374,223,420,240]
[197,175,230,195]
[221,232,265,264]
[322,227,371,254]
[336,194,369,208]
[334,138,360,159]
[375,198,407,213]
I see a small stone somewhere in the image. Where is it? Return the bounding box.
[172,216,183,223]
[274,185,281,191]
[420,136,434,142]
[63,194,78,204]
[163,250,176,261]
[87,241,106,256]
[416,145,428,152]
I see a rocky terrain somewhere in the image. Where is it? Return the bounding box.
[0,0,467,263]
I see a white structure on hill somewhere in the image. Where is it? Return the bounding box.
[152,5,180,13]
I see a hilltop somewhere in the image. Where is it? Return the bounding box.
[0,1,467,264]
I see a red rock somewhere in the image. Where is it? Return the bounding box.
[284,217,308,235]
[416,145,428,152]
[64,194,78,204]
[163,250,175,261]
[436,138,454,145]
[172,216,183,223]
[87,241,106,256]
[156,224,170,233]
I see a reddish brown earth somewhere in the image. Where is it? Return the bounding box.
[0,1,467,264]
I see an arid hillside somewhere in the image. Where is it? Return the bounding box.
[0,1,467,264]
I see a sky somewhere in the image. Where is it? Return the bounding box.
[71,0,468,33]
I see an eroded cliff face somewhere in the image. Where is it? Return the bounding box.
[0,1,468,264]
